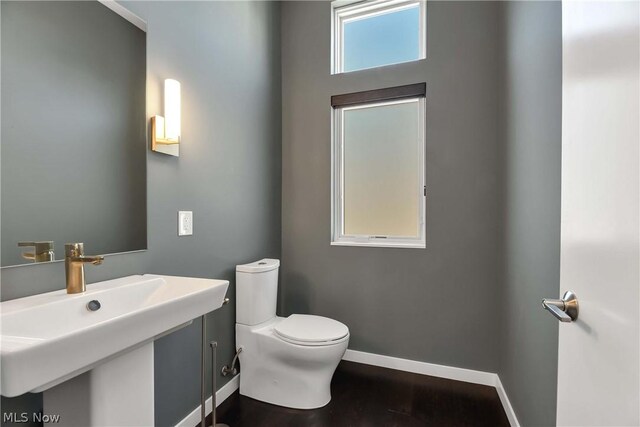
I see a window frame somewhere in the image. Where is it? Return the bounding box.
[331,0,427,75]
[331,84,427,249]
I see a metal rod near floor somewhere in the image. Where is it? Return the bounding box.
[211,341,218,424]
[201,315,206,427]
[210,341,229,427]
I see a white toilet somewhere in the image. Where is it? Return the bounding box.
[235,258,349,409]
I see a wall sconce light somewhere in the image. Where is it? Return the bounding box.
[151,79,181,157]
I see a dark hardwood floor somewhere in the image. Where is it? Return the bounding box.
[208,361,510,427]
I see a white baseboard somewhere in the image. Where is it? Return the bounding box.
[342,349,520,427]
[343,349,496,386]
[175,375,239,427]
[494,376,520,427]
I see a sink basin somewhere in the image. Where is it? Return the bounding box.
[1,274,229,398]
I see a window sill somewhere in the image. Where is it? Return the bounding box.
[332,57,426,76]
[330,241,426,249]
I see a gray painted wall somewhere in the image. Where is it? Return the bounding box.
[497,2,562,426]
[1,1,147,267]
[281,2,562,425]
[280,1,504,372]
[0,1,281,426]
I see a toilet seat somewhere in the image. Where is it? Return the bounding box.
[274,314,349,346]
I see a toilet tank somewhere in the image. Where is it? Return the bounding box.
[236,259,280,326]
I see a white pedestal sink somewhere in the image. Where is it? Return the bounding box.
[1,274,229,426]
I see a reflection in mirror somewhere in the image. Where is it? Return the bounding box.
[1,1,147,267]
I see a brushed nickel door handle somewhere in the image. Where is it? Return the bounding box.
[542,291,579,322]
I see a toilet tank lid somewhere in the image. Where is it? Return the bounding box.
[236,258,280,273]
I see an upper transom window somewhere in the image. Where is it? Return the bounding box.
[332,0,426,74]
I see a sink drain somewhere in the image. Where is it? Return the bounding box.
[86,300,101,311]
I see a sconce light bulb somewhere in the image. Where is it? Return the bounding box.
[164,79,181,141]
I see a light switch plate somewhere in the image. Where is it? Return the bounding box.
[178,211,193,236]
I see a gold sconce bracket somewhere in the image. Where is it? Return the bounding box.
[151,116,180,147]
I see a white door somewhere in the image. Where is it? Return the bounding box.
[557,1,639,426]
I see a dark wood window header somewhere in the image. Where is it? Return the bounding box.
[331,83,426,108]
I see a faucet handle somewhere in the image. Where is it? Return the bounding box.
[65,243,84,257]
[65,243,104,264]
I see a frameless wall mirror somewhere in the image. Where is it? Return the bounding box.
[0,1,147,268]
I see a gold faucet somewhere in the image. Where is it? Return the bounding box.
[18,241,55,263]
[64,243,104,294]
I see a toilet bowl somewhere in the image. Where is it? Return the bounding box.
[235,259,349,409]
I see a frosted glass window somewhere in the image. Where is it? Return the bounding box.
[332,0,426,74]
[332,97,425,248]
